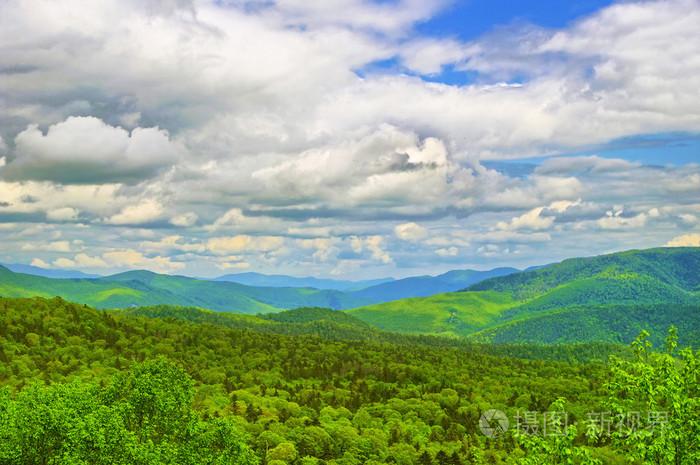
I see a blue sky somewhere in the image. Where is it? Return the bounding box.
[418,0,616,38]
[0,0,699,278]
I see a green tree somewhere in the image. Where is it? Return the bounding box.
[605,327,700,465]
[515,398,600,465]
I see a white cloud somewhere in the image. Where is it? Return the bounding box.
[0,0,699,277]
[30,258,51,268]
[140,235,205,254]
[435,246,458,257]
[170,212,198,227]
[298,238,338,261]
[4,117,183,183]
[400,38,471,75]
[350,235,392,264]
[216,260,251,271]
[53,258,77,268]
[21,241,72,252]
[596,208,650,230]
[207,235,285,255]
[497,207,554,232]
[106,199,164,225]
[394,222,428,241]
[52,249,184,273]
[102,249,185,272]
[46,207,80,222]
[72,253,109,268]
[666,233,700,247]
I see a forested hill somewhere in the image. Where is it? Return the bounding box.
[468,247,700,297]
[0,264,518,312]
[348,247,700,344]
[1,296,697,464]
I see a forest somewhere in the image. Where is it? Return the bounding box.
[0,297,698,464]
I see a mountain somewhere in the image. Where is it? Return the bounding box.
[2,263,100,279]
[348,247,700,344]
[349,267,519,302]
[214,272,392,291]
[0,266,371,313]
[0,264,522,312]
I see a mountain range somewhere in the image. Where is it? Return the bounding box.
[2,263,101,279]
[1,247,698,345]
[348,247,700,345]
[0,264,515,312]
[214,272,392,291]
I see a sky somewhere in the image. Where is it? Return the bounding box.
[0,0,699,279]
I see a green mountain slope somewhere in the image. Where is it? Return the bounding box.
[348,247,700,344]
[122,302,633,361]
[348,291,517,337]
[0,265,518,313]
[469,247,700,296]
[0,266,278,313]
[470,304,700,346]
[98,270,370,310]
[0,265,376,313]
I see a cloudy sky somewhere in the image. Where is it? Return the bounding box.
[0,0,699,278]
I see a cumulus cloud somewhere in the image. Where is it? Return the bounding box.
[350,235,392,264]
[666,233,700,247]
[46,207,80,222]
[30,258,51,268]
[298,238,338,261]
[3,117,183,184]
[170,212,198,227]
[106,199,164,225]
[55,249,182,273]
[435,246,459,257]
[0,0,699,276]
[21,241,72,252]
[596,208,653,230]
[394,222,428,241]
[207,235,286,255]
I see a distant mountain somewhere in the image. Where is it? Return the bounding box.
[0,264,524,312]
[348,247,700,344]
[2,263,100,279]
[350,267,519,302]
[0,266,368,313]
[214,272,392,291]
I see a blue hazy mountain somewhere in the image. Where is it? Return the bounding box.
[2,263,101,279]
[213,272,393,291]
[350,267,519,302]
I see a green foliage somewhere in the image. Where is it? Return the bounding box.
[1,296,698,464]
[121,303,629,362]
[0,359,257,465]
[470,304,700,346]
[514,398,601,465]
[603,327,700,465]
[0,296,618,464]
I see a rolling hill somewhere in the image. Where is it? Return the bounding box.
[348,247,700,345]
[0,264,519,312]
[0,266,376,313]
